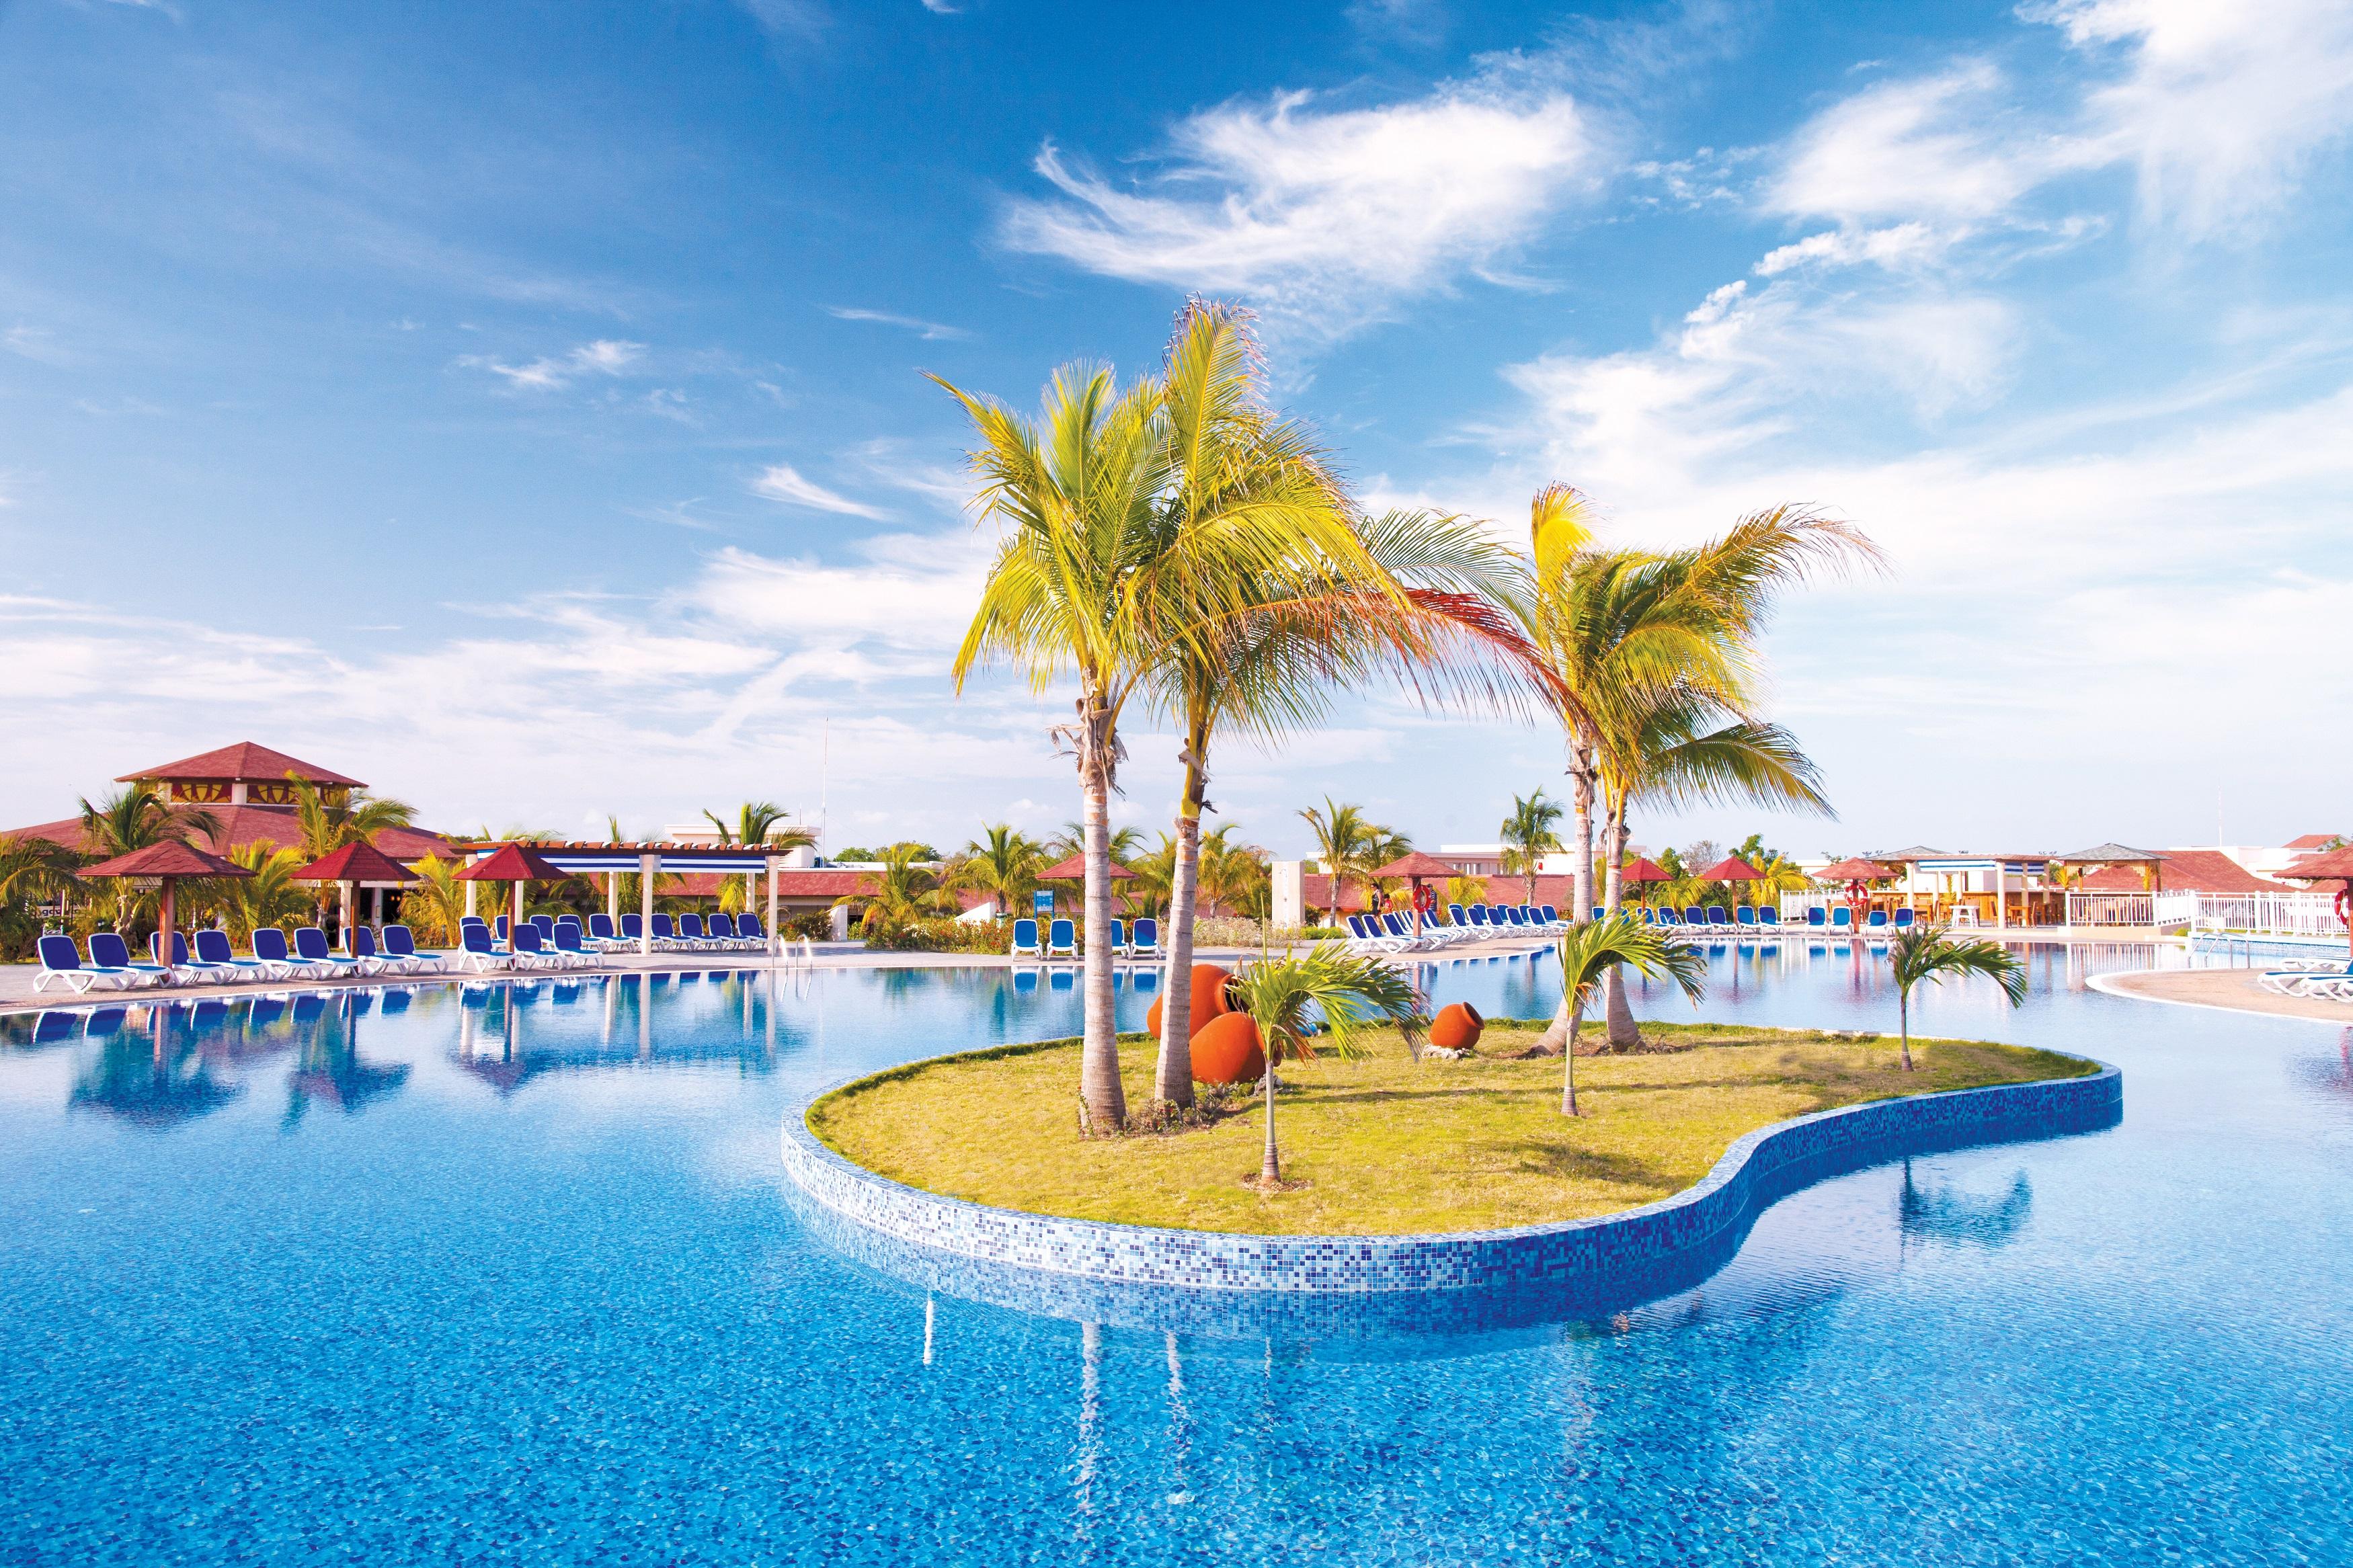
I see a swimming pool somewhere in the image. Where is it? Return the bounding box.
[5,946,2348,1565]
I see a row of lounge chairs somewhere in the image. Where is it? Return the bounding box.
[1345,904,1569,954]
[2258,960,2353,1001]
[32,909,785,993]
[1008,917,1163,960]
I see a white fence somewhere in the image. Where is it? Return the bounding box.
[2069,889,2342,937]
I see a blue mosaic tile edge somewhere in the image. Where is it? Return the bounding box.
[781,1050,2122,1297]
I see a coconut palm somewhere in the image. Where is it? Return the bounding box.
[1886,924,2028,1070]
[1196,825,1269,919]
[839,843,954,936]
[1362,826,1416,913]
[1552,913,1707,1115]
[214,844,312,943]
[1298,799,1377,930]
[402,853,471,946]
[0,833,76,958]
[703,800,817,914]
[950,824,1047,921]
[75,783,225,933]
[1499,790,1565,907]
[1137,305,1540,1106]
[1231,946,1421,1188]
[1521,505,1880,1053]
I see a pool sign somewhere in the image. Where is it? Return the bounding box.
[1033,890,1055,913]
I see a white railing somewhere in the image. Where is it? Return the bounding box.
[2067,892,2155,927]
[2180,891,2344,939]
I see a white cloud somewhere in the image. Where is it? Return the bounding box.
[1755,222,1943,275]
[750,464,889,519]
[827,306,971,341]
[1002,79,1599,337]
[1766,5,2353,244]
[462,338,644,391]
[2038,0,2353,236]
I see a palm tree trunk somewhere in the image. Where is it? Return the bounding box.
[1535,741,1597,1055]
[1154,720,1208,1108]
[1603,804,1644,1050]
[1259,1048,1280,1182]
[1560,992,1582,1115]
[1899,991,1913,1071]
[1078,724,1126,1130]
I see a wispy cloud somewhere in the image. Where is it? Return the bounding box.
[750,464,889,519]
[733,0,826,39]
[1001,76,1600,340]
[827,306,971,341]
[460,338,644,391]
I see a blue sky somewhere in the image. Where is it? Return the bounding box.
[4,0,2350,860]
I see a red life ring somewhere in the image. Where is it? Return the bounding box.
[2336,886,2351,927]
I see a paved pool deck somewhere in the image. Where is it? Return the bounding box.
[0,935,1562,1014]
[2088,966,2353,1026]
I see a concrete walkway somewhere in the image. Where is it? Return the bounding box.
[0,935,1562,1015]
[2089,966,2353,1026]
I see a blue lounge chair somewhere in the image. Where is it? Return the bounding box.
[1131,917,1161,960]
[1345,915,1409,956]
[1705,905,1732,928]
[1462,905,1490,930]
[734,913,770,949]
[377,925,444,975]
[677,913,709,948]
[1892,909,1916,932]
[550,922,597,968]
[650,913,678,950]
[586,912,621,950]
[91,931,172,987]
[34,934,140,994]
[153,930,232,983]
[194,927,277,981]
[702,912,738,949]
[1759,906,1782,927]
[494,915,511,944]
[248,927,311,979]
[1541,905,1562,926]
[1865,909,1890,934]
[1047,918,1076,959]
[454,924,508,973]
[530,914,557,943]
[1830,907,1853,932]
[1735,907,1759,928]
[1010,918,1042,957]
[1107,919,1131,956]
[508,924,562,971]
[620,913,645,945]
[1806,907,1827,929]
[346,925,391,976]
[1683,906,1707,927]
[294,926,362,979]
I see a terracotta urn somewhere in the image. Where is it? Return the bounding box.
[1189,1010,1267,1085]
[1146,963,1234,1038]
[1430,1001,1484,1053]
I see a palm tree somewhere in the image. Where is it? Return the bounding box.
[950,824,1047,921]
[1196,825,1269,919]
[1230,946,1421,1188]
[1127,833,1180,924]
[214,844,311,943]
[0,833,76,958]
[1298,798,1377,930]
[703,800,817,915]
[76,783,224,933]
[839,843,953,936]
[286,775,419,935]
[1498,790,1565,907]
[1362,826,1415,914]
[1552,913,1707,1115]
[1886,925,2028,1070]
[402,854,471,946]
[1522,505,1880,1053]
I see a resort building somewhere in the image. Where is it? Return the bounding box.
[3,741,456,863]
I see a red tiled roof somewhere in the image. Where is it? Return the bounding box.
[116,742,364,787]
[4,805,455,863]
[2079,850,2277,894]
[79,841,249,880]
[1304,872,1581,914]
[2286,833,2346,850]
[292,842,418,884]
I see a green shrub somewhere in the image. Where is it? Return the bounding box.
[864,916,1016,954]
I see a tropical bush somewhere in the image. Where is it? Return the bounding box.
[863,917,1014,954]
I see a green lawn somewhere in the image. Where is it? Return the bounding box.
[807,1020,2093,1236]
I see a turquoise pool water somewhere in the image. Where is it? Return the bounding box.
[4,947,2349,1565]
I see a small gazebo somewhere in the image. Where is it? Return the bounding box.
[292,841,417,943]
[1371,850,1461,937]
[78,840,251,968]
[457,843,571,936]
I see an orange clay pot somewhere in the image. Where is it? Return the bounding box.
[1146,963,1234,1038]
[1189,1010,1267,1085]
[1430,1001,1484,1053]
